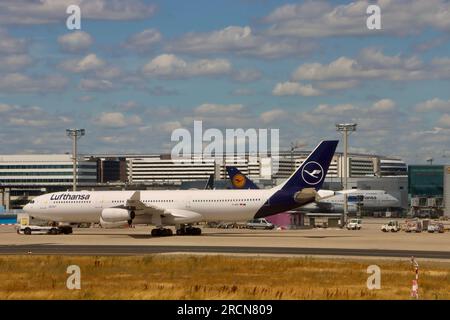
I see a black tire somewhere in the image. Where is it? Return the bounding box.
[24,228,32,235]
[151,229,160,237]
[62,227,72,235]
[50,228,58,235]
[165,229,173,236]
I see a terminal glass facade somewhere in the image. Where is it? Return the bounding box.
[408,165,443,196]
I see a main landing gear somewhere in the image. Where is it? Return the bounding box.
[151,228,173,237]
[150,225,202,237]
[176,225,202,236]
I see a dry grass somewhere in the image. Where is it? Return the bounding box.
[0,255,449,300]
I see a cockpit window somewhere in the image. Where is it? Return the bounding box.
[29,200,35,204]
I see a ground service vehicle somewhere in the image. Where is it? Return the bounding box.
[381,220,400,232]
[405,220,422,233]
[246,218,275,230]
[16,224,72,235]
[346,219,362,230]
[427,222,444,233]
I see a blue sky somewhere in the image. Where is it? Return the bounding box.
[0,0,450,164]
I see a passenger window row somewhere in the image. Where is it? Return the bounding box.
[193,199,261,202]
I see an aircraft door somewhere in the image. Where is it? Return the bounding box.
[39,200,48,210]
[95,195,103,209]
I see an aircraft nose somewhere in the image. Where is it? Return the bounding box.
[23,203,32,212]
[389,196,399,205]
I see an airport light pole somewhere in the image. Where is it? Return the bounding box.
[336,123,357,227]
[66,129,85,192]
[290,142,305,174]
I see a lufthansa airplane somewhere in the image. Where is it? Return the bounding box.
[24,140,338,236]
[227,166,400,213]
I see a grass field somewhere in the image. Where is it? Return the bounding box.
[0,254,449,299]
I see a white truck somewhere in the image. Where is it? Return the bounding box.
[427,222,445,233]
[381,220,400,232]
[346,219,362,230]
[16,213,73,235]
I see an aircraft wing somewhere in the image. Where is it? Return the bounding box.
[124,192,202,223]
[124,191,165,216]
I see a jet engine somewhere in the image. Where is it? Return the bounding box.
[101,208,135,222]
[99,217,129,229]
[294,187,317,205]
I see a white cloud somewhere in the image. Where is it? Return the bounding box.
[157,121,182,133]
[0,103,74,129]
[232,69,262,83]
[0,54,32,71]
[264,0,450,38]
[359,48,422,70]
[123,28,161,52]
[437,114,450,128]
[313,103,358,115]
[166,25,315,59]
[9,117,50,127]
[0,103,13,112]
[232,88,255,96]
[0,73,68,93]
[58,31,93,52]
[0,29,27,53]
[94,66,122,79]
[317,80,359,90]
[259,109,288,124]
[416,98,450,112]
[100,135,136,144]
[371,99,396,112]
[77,95,94,102]
[0,0,156,24]
[95,112,142,128]
[142,54,232,79]
[272,81,322,96]
[195,103,244,114]
[291,50,432,83]
[60,53,105,73]
[79,79,114,91]
[293,57,376,81]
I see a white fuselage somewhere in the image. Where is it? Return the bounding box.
[302,190,399,213]
[24,189,275,224]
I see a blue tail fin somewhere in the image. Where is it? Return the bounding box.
[226,166,259,189]
[278,140,338,192]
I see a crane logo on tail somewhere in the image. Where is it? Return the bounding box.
[232,173,247,188]
[301,161,324,185]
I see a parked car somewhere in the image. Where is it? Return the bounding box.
[381,220,400,232]
[427,222,445,233]
[346,219,362,230]
[246,218,275,230]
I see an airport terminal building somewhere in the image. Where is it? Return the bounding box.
[4,151,450,217]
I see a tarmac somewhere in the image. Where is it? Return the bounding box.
[0,218,449,259]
